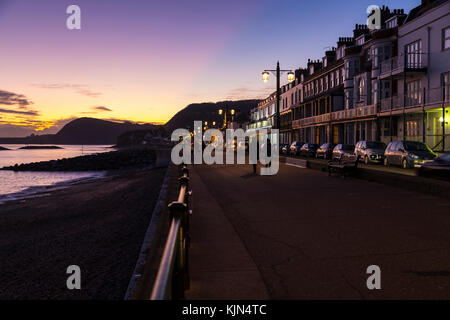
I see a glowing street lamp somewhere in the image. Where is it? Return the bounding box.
[287,71,295,83]
[261,62,294,130]
[218,107,236,130]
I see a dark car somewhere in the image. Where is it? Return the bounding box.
[280,143,289,154]
[355,141,386,164]
[316,143,336,159]
[418,152,450,180]
[289,141,304,156]
[300,143,319,157]
[332,144,355,161]
[384,140,437,169]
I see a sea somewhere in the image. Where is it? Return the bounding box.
[0,145,112,204]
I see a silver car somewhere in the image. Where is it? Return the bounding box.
[384,140,437,169]
[355,141,386,164]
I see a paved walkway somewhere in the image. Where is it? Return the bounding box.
[185,162,450,299]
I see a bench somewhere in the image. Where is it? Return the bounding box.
[328,154,358,178]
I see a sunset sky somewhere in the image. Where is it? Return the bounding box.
[0,0,418,137]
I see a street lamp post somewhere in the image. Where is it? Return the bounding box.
[262,61,295,131]
[218,107,235,130]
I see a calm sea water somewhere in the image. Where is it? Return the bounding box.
[0,145,112,203]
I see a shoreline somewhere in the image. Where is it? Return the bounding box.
[0,172,107,205]
[0,166,168,299]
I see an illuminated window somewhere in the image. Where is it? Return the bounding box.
[443,27,450,50]
[406,80,422,106]
[406,40,422,68]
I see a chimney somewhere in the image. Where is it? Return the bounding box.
[353,24,369,39]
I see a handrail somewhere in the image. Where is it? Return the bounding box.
[150,218,181,300]
[150,164,192,300]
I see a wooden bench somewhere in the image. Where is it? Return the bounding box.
[328,154,358,178]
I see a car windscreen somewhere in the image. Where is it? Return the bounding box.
[342,145,355,151]
[403,141,429,152]
[366,142,386,149]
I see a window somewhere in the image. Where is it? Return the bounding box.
[374,46,391,68]
[406,80,422,106]
[443,27,450,50]
[372,81,378,103]
[330,72,335,88]
[345,60,360,79]
[406,120,419,137]
[387,18,397,29]
[357,78,365,102]
[442,72,450,102]
[383,81,390,98]
[405,40,422,68]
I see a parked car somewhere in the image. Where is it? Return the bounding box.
[355,141,386,164]
[280,143,289,154]
[332,144,355,161]
[237,140,248,151]
[418,152,450,180]
[384,140,437,169]
[281,144,290,154]
[300,143,319,157]
[316,143,336,159]
[289,141,304,156]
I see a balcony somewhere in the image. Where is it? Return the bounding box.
[380,95,402,112]
[426,86,450,107]
[291,106,376,128]
[379,86,449,113]
[379,55,427,79]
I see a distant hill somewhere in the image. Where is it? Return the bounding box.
[53,118,157,145]
[164,100,260,132]
[0,118,158,145]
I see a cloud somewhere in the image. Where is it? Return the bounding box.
[0,90,34,107]
[224,86,273,100]
[31,83,102,98]
[0,117,77,137]
[92,105,112,112]
[0,108,39,116]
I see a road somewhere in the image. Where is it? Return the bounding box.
[284,153,418,176]
[185,161,450,299]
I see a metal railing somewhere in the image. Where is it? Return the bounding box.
[380,55,427,76]
[151,164,192,300]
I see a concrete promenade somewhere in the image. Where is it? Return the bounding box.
[185,162,450,299]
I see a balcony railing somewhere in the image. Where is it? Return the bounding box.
[380,95,402,112]
[426,86,450,106]
[380,86,449,112]
[291,105,376,128]
[380,55,427,77]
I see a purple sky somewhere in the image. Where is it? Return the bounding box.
[0,0,420,136]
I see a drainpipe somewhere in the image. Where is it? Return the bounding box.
[443,85,446,152]
[403,46,407,141]
[423,87,426,144]
[427,26,431,103]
